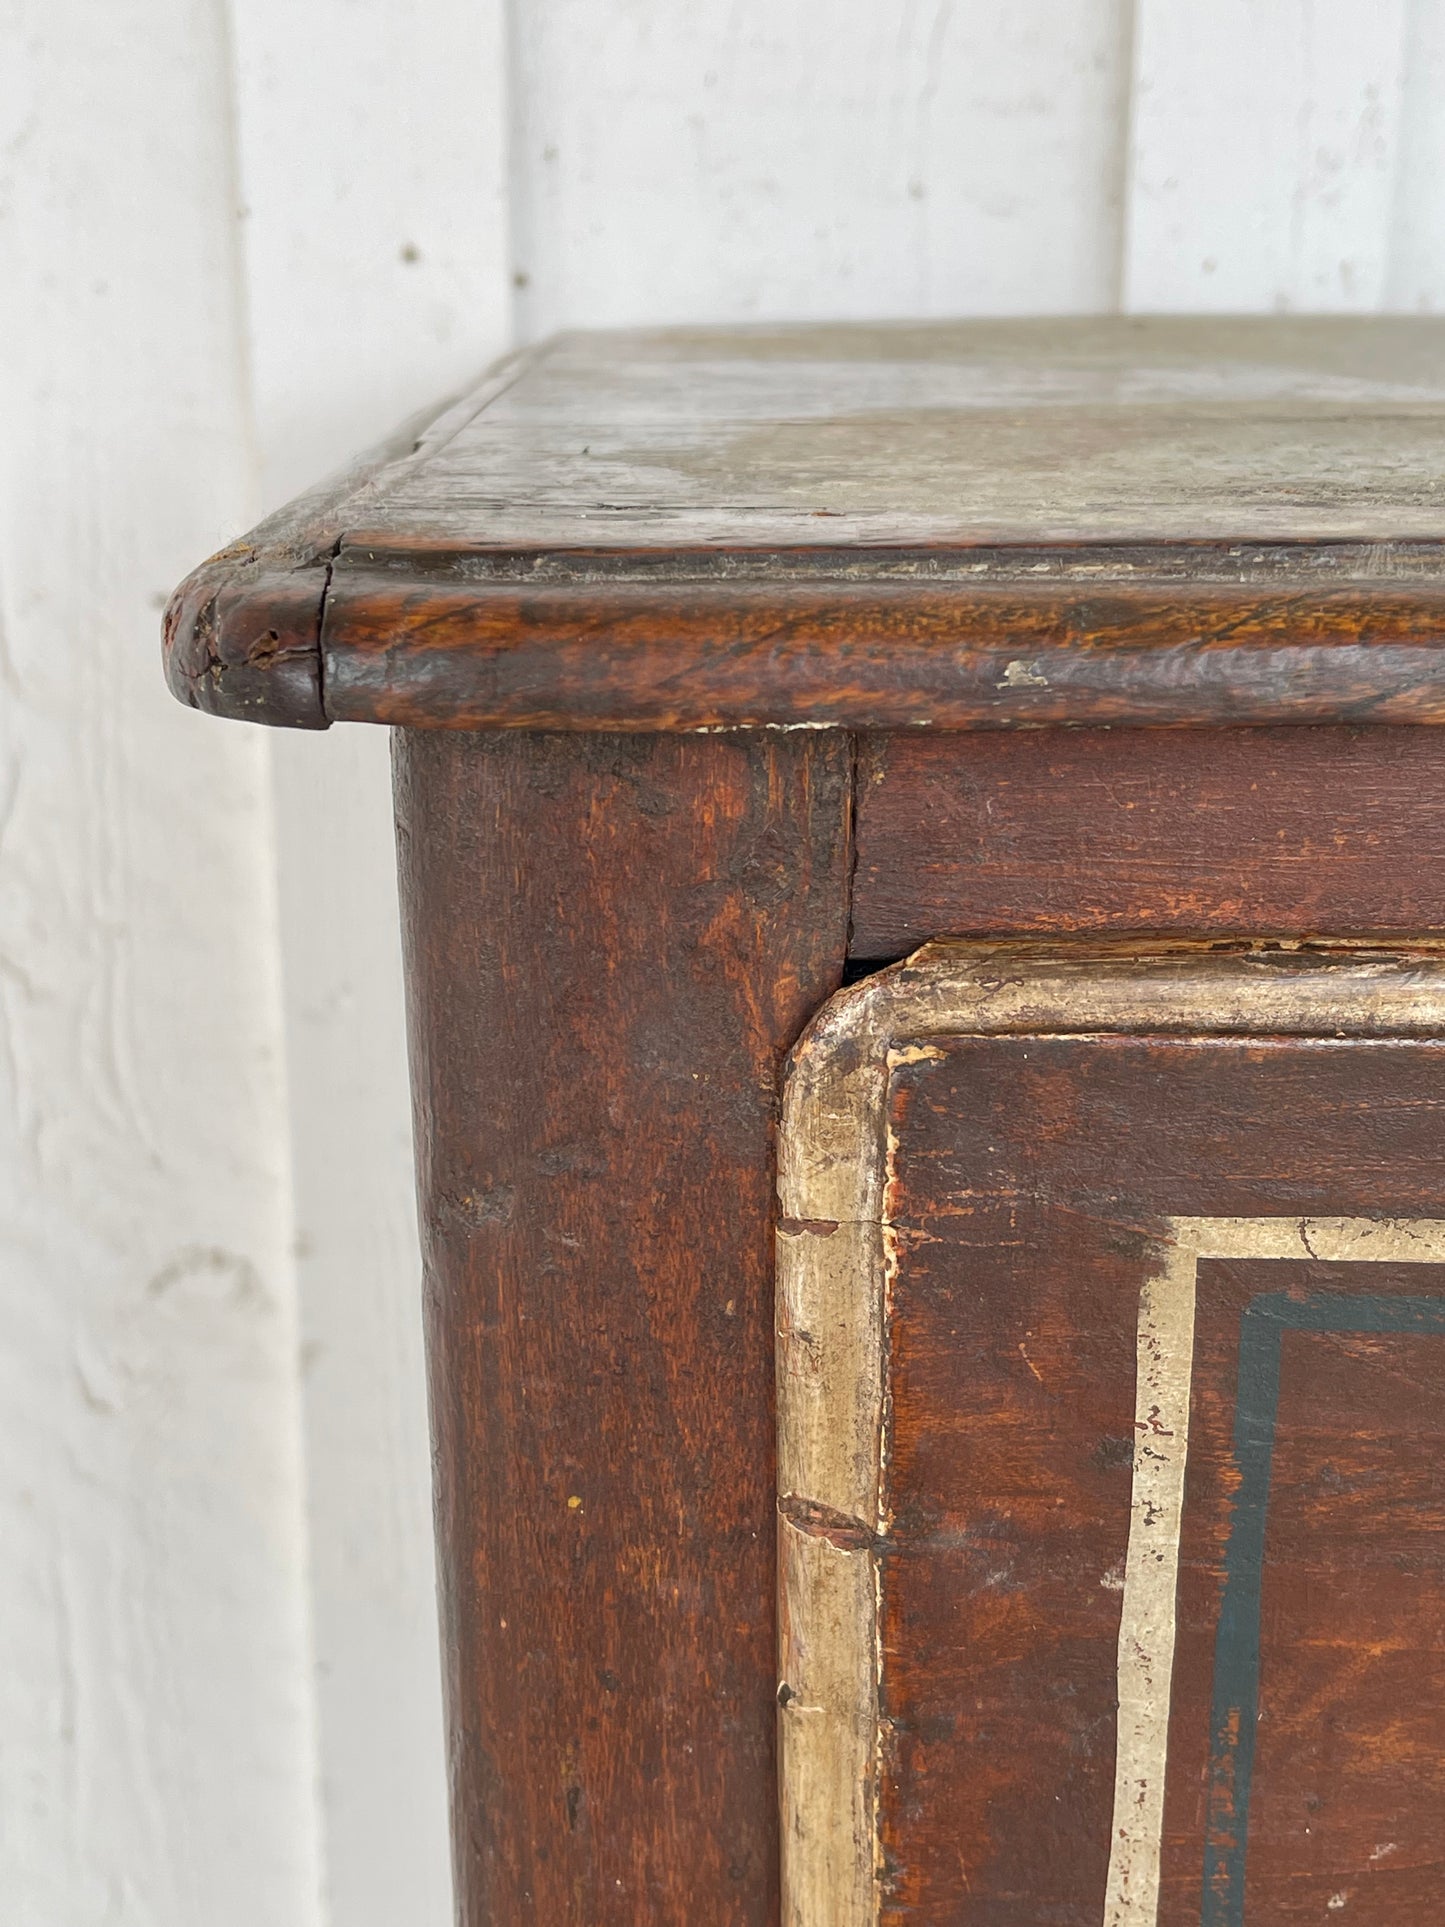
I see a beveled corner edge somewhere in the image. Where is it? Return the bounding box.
[161,342,545,730]
[164,548,331,729]
[774,937,1445,1927]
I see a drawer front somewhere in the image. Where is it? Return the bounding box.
[778,946,1445,1927]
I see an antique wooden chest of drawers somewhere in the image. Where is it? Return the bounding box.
[167,318,1445,1926]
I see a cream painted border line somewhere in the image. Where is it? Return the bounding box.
[1104,1215,1445,1927]
[775,942,1445,1927]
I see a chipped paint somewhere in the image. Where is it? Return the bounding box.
[997,658,1051,688]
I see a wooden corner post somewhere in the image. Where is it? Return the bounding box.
[393,727,852,1923]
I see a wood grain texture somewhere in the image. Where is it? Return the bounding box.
[851,726,1445,959]
[161,353,538,726]
[1158,1251,1445,1926]
[318,554,1445,732]
[346,318,1445,544]
[777,944,1445,1926]
[166,317,1445,731]
[883,1042,1445,1926]
[393,726,851,1925]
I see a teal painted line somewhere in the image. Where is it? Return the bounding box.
[1201,1292,1445,1927]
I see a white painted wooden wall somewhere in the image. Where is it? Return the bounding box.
[2,2,1443,1919]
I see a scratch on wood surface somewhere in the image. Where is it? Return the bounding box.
[777,1494,878,1552]
[1017,1339,1046,1384]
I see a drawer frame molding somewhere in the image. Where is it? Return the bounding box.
[776,941,1445,1927]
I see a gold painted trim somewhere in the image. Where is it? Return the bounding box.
[775,941,1445,1927]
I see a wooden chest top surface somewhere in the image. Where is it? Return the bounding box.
[351,316,1445,548]
[163,317,1445,732]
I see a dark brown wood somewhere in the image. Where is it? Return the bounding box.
[319,557,1445,732]
[165,320,1445,1926]
[394,727,851,1924]
[851,725,1445,959]
[165,558,330,729]
[879,1030,1445,1925]
[1164,1256,1445,1925]
[164,318,1445,733]
[162,354,537,725]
